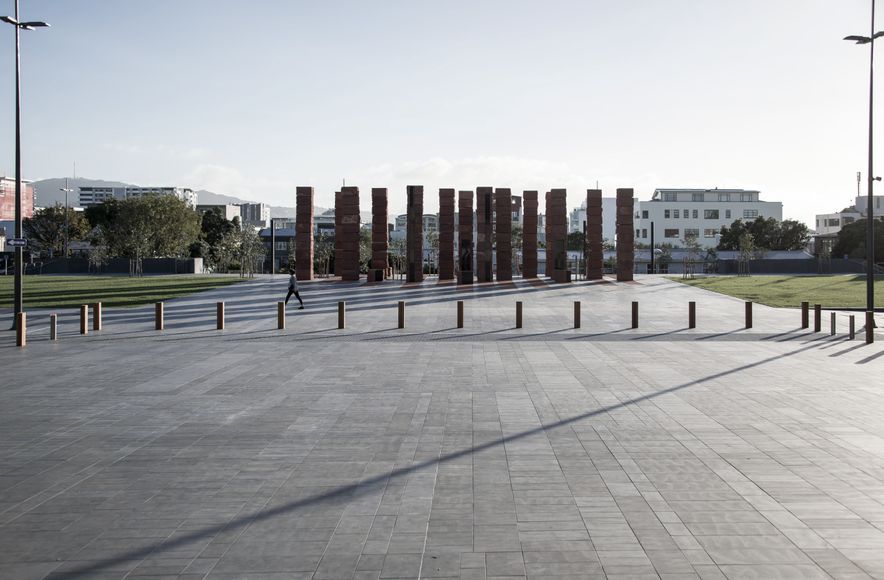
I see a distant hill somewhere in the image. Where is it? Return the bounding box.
[31,177,135,207]
[31,177,337,220]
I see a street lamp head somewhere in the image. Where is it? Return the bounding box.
[845,34,872,44]
[0,16,50,29]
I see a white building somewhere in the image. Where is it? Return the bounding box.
[196,204,241,222]
[569,197,618,242]
[240,202,270,228]
[815,211,862,235]
[79,186,197,208]
[813,194,883,236]
[126,187,197,208]
[78,186,125,207]
[635,188,783,248]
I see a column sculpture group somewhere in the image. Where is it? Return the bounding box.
[293,185,634,284]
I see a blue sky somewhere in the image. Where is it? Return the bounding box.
[0,0,877,226]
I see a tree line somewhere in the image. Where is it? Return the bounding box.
[23,197,264,276]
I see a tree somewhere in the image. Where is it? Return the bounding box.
[237,225,265,278]
[738,232,755,276]
[682,233,701,279]
[360,228,373,273]
[23,204,90,257]
[718,217,809,251]
[87,228,110,274]
[511,225,523,276]
[425,230,439,274]
[566,231,584,251]
[389,237,407,279]
[313,232,334,277]
[832,217,884,259]
[94,196,201,275]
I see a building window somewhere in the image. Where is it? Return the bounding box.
[642,229,647,238]
[636,229,641,238]
[692,193,705,202]
[740,192,754,201]
[664,210,671,219]
[673,209,680,219]
[704,209,719,219]
[692,209,698,219]
[642,210,649,219]
[826,218,840,227]
[663,192,677,201]
[685,228,699,238]
[664,228,680,238]
[275,241,287,250]
[704,228,717,238]
[725,209,731,219]
[718,192,730,202]
[743,209,758,219]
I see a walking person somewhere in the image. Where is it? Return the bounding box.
[285,268,304,309]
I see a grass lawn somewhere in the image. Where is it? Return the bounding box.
[674,274,884,308]
[0,275,249,309]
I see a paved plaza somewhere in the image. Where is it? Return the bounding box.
[1,276,883,579]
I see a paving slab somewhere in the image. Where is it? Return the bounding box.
[0,275,882,579]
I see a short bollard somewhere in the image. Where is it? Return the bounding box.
[516,301,523,329]
[216,302,225,330]
[867,311,875,344]
[574,301,581,329]
[830,312,836,336]
[850,315,855,340]
[745,301,753,329]
[155,302,164,331]
[338,301,346,329]
[814,304,822,333]
[16,312,26,347]
[277,302,285,330]
[93,302,102,331]
[49,313,57,341]
[801,301,809,329]
[80,305,88,335]
[631,301,639,329]
[457,301,464,328]
[688,301,696,329]
[398,301,405,329]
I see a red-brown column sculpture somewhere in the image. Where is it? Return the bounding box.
[586,189,603,280]
[438,188,455,280]
[522,191,538,278]
[295,186,314,280]
[495,188,512,281]
[406,185,424,283]
[458,190,473,284]
[616,188,635,281]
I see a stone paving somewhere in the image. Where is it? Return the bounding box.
[0,275,883,580]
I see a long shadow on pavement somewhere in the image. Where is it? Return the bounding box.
[49,339,826,579]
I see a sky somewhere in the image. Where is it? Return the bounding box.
[0,0,878,226]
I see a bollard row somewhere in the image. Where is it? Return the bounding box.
[14,299,875,346]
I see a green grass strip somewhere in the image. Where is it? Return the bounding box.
[0,275,249,309]
[673,274,884,308]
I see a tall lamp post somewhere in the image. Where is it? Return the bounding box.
[60,179,72,258]
[1,2,49,330]
[845,0,884,314]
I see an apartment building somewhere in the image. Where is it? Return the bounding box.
[635,188,783,248]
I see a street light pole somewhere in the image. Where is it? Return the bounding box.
[1,2,49,330]
[845,0,884,314]
[60,179,73,258]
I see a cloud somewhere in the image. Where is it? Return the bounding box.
[181,164,294,202]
